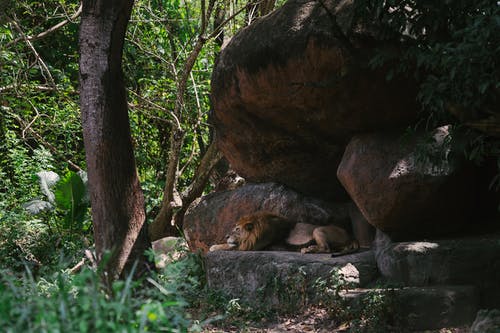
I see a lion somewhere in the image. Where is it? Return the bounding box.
[209,211,292,251]
[209,211,359,256]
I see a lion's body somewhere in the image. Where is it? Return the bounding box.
[299,224,359,255]
[209,212,359,255]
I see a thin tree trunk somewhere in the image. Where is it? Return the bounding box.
[173,140,223,228]
[149,0,219,241]
[79,0,151,285]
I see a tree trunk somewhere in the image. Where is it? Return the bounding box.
[149,0,220,241]
[79,0,151,285]
[173,140,223,228]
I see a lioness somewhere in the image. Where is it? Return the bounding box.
[209,211,359,256]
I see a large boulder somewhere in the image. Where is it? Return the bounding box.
[183,182,350,253]
[211,0,419,200]
[337,127,477,240]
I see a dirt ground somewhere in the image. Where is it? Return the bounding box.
[200,306,470,333]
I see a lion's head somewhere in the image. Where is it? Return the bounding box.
[225,215,261,251]
[223,212,291,251]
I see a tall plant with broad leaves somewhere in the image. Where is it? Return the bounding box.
[24,170,91,237]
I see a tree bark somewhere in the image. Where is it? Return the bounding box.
[79,0,151,285]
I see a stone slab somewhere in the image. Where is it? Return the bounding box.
[374,230,500,307]
[341,285,479,331]
[205,249,378,308]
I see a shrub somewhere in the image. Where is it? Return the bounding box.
[0,251,205,332]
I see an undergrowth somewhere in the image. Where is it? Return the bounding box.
[0,249,207,332]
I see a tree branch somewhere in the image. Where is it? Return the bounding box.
[8,110,82,171]
[127,88,177,127]
[10,18,56,88]
[6,3,82,47]
[0,84,56,93]
[173,140,223,229]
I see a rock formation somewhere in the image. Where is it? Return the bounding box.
[210,0,419,200]
[337,127,477,240]
[183,1,500,330]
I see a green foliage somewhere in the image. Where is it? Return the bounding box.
[54,171,89,231]
[0,0,236,271]
[358,0,500,198]
[0,253,204,332]
[347,289,399,333]
[0,215,55,271]
[24,170,91,236]
[361,0,499,120]
[312,267,352,316]
[0,143,68,271]
[312,269,400,332]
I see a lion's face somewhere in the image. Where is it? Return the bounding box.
[225,218,255,250]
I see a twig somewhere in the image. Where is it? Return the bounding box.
[190,71,202,116]
[178,130,198,177]
[177,71,205,178]
[69,257,86,274]
[8,110,82,171]
[22,99,40,139]
[208,2,249,40]
[6,4,82,47]
[9,18,56,88]
[126,88,178,127]
[0,84,56,93]
[125,36,169,64]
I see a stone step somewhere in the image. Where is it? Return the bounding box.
[374,231,500,308]
[341,285,479,331]
[205,249,378,307]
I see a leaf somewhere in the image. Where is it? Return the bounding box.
[77,170,90,204]
[23,199,54,215]
[36,171,60,204]
[54,171,86,212]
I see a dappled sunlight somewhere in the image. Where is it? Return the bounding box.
[289,2,314,32]
[389,126,452,179]
[389,158,413,178]
[339,262,360,284]
[389,153,452,179]
[398,242,439,253]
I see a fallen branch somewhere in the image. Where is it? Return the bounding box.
[0,84,56,93]
[68,257,86,274]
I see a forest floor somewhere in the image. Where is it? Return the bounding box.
[198,306,469,333]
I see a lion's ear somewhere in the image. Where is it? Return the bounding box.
[244,223,254,231]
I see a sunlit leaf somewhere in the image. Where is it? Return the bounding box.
[23,199,54,214]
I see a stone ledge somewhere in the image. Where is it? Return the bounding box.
[205,250,378,307]
[374,231,500,307]
[342,285,479,331]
